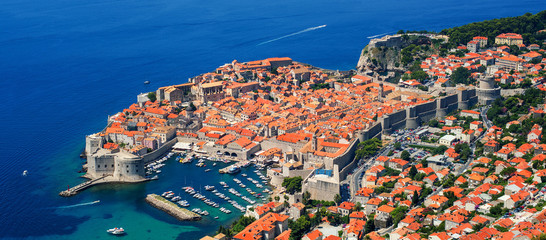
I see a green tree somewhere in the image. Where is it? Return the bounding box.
[289,215,311,240]
[500,167,517,176]
[401,150,410,161]
[489,204,503,217]
[356,138,382,159]
[428,119,439,127]
[411,70,428,81]
[364,218,375,234]
[282,176,303,194]
[411,190,419,206]
[409,165,418,179]
[451,67,472,85]
[334,194,342,206]
[302,191,311,205]
[147,92,157,102]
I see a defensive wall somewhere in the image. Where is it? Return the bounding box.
[336,139,360,180]
[376,90,477,135]
[142,138,178,163]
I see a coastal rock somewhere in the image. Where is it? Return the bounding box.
[356,34,433,73]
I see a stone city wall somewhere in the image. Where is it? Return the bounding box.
[142,138,178,164]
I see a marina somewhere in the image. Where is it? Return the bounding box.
[149,152,271,221]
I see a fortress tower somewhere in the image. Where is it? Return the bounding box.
[378,82,384,102]
[476,74,500,105]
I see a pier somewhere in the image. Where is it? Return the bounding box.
[59,175,149,197]
[59,176,108,197]
[218,160,249,174]
[145,194,201,221]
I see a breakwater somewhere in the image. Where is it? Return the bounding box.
[145,194,201,221]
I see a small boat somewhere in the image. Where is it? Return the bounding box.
[205,169,211,172]
[22,170,28,176]
[107,227,125,235]
[228,166,240,174]
[144,80,150,84]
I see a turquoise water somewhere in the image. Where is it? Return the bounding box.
[1,0,544,239]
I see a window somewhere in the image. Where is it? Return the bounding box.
[97,165,100,168]
[112,164,114,167]
[105,165,107,168]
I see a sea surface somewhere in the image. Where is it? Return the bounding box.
[0,0,543,239]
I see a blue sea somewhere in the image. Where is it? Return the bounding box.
[0,0,543,239]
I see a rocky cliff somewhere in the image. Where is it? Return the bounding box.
[356,34,433,73]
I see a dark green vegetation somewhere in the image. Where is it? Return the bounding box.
[282,176,303,194]
[356,138,382,159]
[216,216,256,238]
[450,67,475,85]
[487,88,546,146]
[440,10,546,46]
[147,92,157,102]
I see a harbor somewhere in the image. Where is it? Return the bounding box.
[143,152,271,223]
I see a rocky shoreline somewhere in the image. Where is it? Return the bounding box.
[145,194,201,221]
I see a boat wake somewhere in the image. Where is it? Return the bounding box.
[257,25,326,46]
[54,200,100,209]
[367,31,396,39]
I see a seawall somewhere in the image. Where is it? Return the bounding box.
[145,194,201,221]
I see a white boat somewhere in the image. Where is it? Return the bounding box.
[22,170,28,176]
[107,227,125,235]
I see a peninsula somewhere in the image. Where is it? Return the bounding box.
[68,10,546,240]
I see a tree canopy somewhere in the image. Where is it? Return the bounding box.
[356,138,382,159]
[440,11,546,46]
[282,176,303,194]
[450,67,472,85]
[147,92,157,102]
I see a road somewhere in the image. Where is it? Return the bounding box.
[348,146,391,200]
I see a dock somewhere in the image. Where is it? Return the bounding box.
[59,176,108,197]
[59,175,149,197]
[145,194,201,221]
[218,160,249,174]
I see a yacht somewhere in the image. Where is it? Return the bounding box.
[107,227,125,235]
[171,196,181,202]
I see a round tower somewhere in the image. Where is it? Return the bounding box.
[477,74,500,105]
